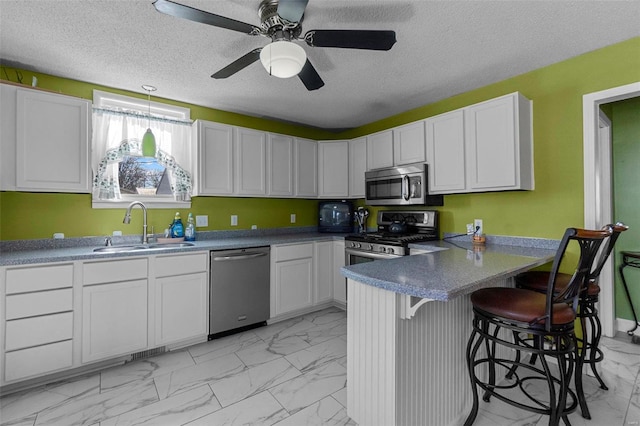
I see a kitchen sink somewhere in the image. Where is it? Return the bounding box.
[93,242,194,253]
[93,245,148,253]
[146,242,195,249]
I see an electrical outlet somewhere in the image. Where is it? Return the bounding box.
[231,215,238,226]
[251,225,257,230]
[474,219,483,235]
[466,223,474,235]
[195,215,208,227]
[290,214,296,224]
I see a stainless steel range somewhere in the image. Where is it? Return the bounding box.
[345,210,439,265]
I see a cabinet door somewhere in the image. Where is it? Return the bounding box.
[295,138,318,197]
[82,280,148,363]
[425,110,467,194]
[196,120,234,195]
[16,88,90,192]
[155,272,208,345]
[268,133,294,196]
[314,241,334,305]
[1,84,17,190]
[349,137,367,198]
[318,140,349,198]
[273,258,313,316]
[332,240,346,304]
[393,121,426,165]
[366,130,393,170]
[465,95,518,190]
[235,127,267,195]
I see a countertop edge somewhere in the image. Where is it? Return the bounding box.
[0,233,347,266]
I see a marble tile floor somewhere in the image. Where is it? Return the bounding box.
[1,306,639,426]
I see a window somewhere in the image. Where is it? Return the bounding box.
[91,90,193,208]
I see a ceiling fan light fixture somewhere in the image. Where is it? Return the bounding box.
[260,41,306,78]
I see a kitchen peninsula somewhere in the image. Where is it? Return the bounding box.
[340,239,558,426]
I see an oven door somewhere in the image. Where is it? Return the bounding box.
[345,247,401,266]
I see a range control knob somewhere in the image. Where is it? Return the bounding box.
[379,246,387,253]
[387,247,395,255]
[367,244,374,251]
[350,242,357,248]
[355,243,361,249]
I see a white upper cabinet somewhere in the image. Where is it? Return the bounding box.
[425,110,466,193]
[366,130,394,170]
[393,121,426,166]
[318,140,349,198]
[0,84,17,191]
[235,127,267,196]
[465,92,533,191]
[193,120,234,195]
[267,133,294,197]
[294,137,318,197]
[1,85,90,192]
[348,137,367,198]
[426,92,533,194]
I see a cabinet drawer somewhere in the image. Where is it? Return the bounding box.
[5,312,73,351]
[273,243,313,262]
[155,252,208,277]
[83,258,147,285]
[6,288,72,320]
[4,340,73,382]
[6,264,73,294]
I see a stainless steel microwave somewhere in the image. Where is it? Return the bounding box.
[365,163,444,206]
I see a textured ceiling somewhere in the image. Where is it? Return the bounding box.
[1,0,639,131]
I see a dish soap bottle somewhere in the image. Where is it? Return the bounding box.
[170,212,184,238]
[185,213,196,241]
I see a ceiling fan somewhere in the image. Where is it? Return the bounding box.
[152,0,397,91]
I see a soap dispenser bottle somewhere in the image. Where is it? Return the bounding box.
[185,213,196,241]
[170,212,184,238]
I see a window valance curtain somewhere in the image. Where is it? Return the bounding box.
[91,107,193,201]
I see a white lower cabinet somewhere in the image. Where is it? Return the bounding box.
[271,243,314,317]
[82,279,148,363]
[271,240,346,320]
[2,263,74,383]
[81,258,148,363]
[332,240,346,305]
[314,241,334,305]
[153,253,208,346]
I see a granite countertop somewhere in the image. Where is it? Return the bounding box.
[341,238,558,302]
[0,229,346,266]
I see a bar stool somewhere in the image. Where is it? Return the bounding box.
[515,223,628,419]
[464,227,612,426]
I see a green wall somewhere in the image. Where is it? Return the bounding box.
[1,37,639,242]
[612,97,640,321]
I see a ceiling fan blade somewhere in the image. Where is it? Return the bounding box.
[304,30,397,51]
[153,0,259,34]
[298,59,324,91]
[277,0,309,23]
[211,49,262,79]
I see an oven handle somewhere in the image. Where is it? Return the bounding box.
[402,175,410,201]
[345,247,402,261]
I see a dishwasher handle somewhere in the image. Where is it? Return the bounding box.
[212,252,268,262]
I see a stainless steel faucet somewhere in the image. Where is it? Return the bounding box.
[123,201,148,244]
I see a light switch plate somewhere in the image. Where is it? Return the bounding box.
[290,214,296,223]
[195,215,208,227]
[231,215,238,226]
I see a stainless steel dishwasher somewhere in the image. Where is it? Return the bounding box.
[209,246,270,337]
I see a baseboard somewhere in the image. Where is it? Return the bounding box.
[616,317,640,336]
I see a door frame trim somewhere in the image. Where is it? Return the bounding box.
[583,81,640,336]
